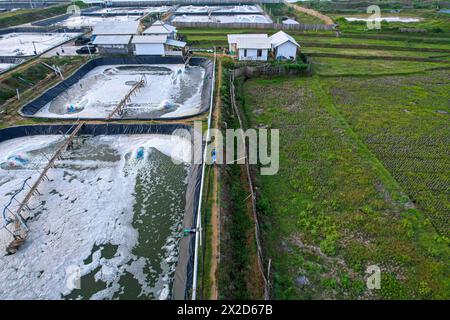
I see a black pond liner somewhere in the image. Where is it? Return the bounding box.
[0,123,203,300]
[19,56,214,121]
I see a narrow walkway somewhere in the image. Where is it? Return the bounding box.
[285,0,334,25]
[209,57,223,300]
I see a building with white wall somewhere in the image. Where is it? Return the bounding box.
[132,35,186,56]
[269,31,300,60]
[227,34,268,55]
[236,38,271,61]
[91,20,141,54]
[143,20,177,39]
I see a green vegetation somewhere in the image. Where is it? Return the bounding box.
[311,57,449,76]
[301,1,446,13]
[197,166,214,299]
[322,70,450,237]
[0,56,85,106]
[218,67,263,300]
[240,74,449,299]
[0,2,87,28]
[263,3,324,25]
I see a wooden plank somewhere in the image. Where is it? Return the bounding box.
[15,122,85,221]
[106,78,145,120]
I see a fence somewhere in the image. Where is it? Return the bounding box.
[172,21,336,31]
[108,0,279,6]
[232,61,312,78]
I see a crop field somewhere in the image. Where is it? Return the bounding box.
[322,70,450,237]
[310,57,449,76]
[240,75,449,299]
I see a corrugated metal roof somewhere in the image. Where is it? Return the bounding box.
[227,33,267,44]
[282,19,300,25]
[143,20,177,35]
[269,31,300,48]
[236,38,271,49]
[132,35,167,44]
[166,39,187,48]
[92,20,140,36]
[92,35,131,45]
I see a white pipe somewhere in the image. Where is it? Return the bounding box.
[192,49,216,300]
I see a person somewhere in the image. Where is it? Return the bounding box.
[61,46,65,54]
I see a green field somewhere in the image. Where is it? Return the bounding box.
[0,2,87,28]
[262,3,325,25]
[239,72,449,299]
[310,57,449,76]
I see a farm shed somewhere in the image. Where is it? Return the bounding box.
[269,31,301,60]
[143,20,177,39]
[236,38,271,61]
[92,35,132,54]
[92,20,142,37]
[227,34,268,55]
[132,35,186,56]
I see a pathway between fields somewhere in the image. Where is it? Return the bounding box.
[285,0,334,25]
[209,56,223,300]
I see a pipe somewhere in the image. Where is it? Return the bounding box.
[191,49,216,300]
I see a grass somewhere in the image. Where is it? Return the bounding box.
[262,3,325,25]
[217,68,264,300]
[0,56,88,128]
[240,75,449,299]
[311,57,449,76]
[322,70,450,237]
[302,46,450,59]
[0,2,87,28]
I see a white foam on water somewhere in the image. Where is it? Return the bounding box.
[175,5,262,14]
[35,64,206,119]
[172,14,272,24]
[0,134,192,299]
[55,15,139,28]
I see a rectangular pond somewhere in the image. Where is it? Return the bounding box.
[54,15,140,28]
[0,32,80,56]
[0,131,195,299]
[175,5,262,14]
[33,63,207,119]
[172,14,272,24]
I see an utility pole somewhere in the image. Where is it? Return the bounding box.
[32,41,37,55]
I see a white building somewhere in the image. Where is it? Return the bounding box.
[132,35,186,56]
[236,38,271,61]
[143,20,177,39]
[91,20,141,54]
[282,18,300,25]
[227,34,270,61]
[92,35,132,54]
[269,31,300,60]
[92,20,141,37]
[227,34,268,54]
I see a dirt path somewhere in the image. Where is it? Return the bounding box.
[208,57,223,300]
[285,1,334,25]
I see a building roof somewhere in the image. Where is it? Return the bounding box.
[282,18,300,25]
[166,38,187,48]
[143,20,177,35]
[236,38,271,50]
[227,33,267,44]
[92,20,140,36]
[92,35,131,45]
[132,35,167,44]
[269,31,300,48]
